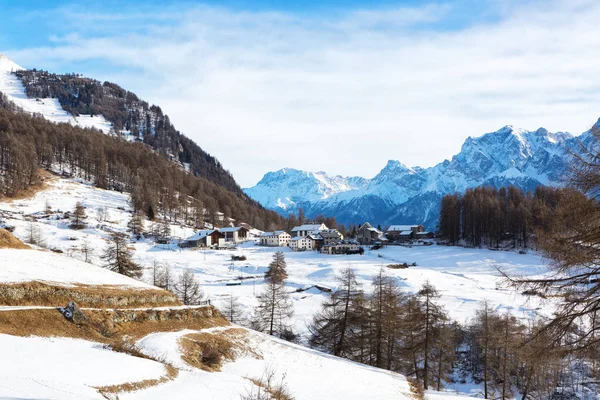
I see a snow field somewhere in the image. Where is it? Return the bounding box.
[0,248,156,289]
[0,334,166,400]
[124,327,413,400]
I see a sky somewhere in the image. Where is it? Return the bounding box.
[2,0,600,187]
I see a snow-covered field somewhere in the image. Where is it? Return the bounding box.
[0,334,167,400]
[122,327,415,400]
[0,249,155,289]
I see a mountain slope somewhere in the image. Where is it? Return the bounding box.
[0,54,241,195]
[245,123,594,228]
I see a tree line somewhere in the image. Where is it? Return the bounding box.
[0,108,283,230]
[438,184,588,248]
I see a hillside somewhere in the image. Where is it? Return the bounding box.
[0,53,282,230]
[245,123,596,228]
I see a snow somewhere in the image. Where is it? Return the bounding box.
[123,327,413,400]
[0,54,114,134]
[0,334,166,400]
[0,249,156,289]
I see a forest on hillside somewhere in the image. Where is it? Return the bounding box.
[13,69,242,195]
[0,106,283,230]
[437,184,590,248]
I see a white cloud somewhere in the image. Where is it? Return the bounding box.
[8,1,600,186]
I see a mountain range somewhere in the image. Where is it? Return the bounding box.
[245,123,597,229]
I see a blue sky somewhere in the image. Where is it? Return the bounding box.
[2,1,600,186]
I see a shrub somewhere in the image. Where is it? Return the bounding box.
[200,346,221,366]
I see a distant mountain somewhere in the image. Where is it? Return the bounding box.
[244,168,368,212]
[245,124,596,229]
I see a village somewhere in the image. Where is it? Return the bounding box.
[179,221,434,254]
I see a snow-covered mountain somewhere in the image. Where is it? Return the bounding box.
[245,123,596,228]
[0,53,113,133]
[244,168,369,211]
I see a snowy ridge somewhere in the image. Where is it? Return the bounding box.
[0,54,113,134]
[245,122,593,227]
[244,168,368,211]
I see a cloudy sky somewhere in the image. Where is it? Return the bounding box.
[2,0,600,186]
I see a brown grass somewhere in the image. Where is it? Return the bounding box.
[0,229,30,249]
[107,313,229,341]
[0,306,228,341]
[180,328,251,372]
[0,308,106,340]
[407,378,425,400]
[0,281,181,308]
[96,363,179,396]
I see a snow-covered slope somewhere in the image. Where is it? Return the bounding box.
[244,168,368,211]
[123,327,414,400]
[0,53,113,133]
[246,123,592,227]
[0,248,155,289]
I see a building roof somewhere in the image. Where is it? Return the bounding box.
[260,232,273,237]
[416,231,431,235]
[399,230,413,235]
[185,229,217,241]
[308,233,323,240]
[367,227,382,233]
[291,224,327,232]
[320,230,342,239]
[387,225,421,232]
[219,226,246,233]
[291,236,305,242]
[273,230,288,236]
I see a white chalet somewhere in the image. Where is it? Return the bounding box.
[290,235,316,251]
[259,230,292,247]
[291,223,328,237]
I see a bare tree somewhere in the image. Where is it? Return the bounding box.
[252,280,294,337]
[309,268,363,357]
[26,221,46,248]
[127,211,145,238]
[81,236,93,263]
[223,295,245,324]
[70,201,87,230]
[101,232,142,278]
[265,251,288,283]
[173,268,203,305]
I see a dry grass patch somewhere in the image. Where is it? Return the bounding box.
[106,313,229,341]
[0,308,106,340]
[0,229,30,249]
[96,364,179,397]
[180,328,254,372]
[0,281,181,308]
